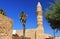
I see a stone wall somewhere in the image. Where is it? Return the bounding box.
[17,29,36,39]
[0,14,13,39]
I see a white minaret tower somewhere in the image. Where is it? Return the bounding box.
[36,2,44,39]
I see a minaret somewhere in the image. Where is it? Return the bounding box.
[36,2,44,39]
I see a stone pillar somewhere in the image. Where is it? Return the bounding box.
[36,2,44,39]
[0,14,12,39]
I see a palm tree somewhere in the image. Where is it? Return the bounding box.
[0,9,6,16]
[19,11,27,39]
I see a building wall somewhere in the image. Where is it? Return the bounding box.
[17,29,36,39]
[0,14,13,39]
[17,30,51,39]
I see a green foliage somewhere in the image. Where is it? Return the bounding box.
[19,11,27,24]
[45,0,60,30]
[0,9,6,16]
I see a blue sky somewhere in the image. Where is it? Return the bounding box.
[0,0,60,36]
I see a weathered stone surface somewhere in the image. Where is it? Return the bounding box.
[12,33,31,39]
[0,14,12,39]
[17,29,35,39]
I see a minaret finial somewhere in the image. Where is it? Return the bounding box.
[37,2,41,7]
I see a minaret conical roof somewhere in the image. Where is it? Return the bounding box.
[37,2,41,7]
[37,2,42,11]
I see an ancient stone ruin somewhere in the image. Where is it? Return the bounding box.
[0,14,12,39]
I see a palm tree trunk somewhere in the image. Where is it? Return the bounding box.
[23,23,25,39]
[54,29,55,39]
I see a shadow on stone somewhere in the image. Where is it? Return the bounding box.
[20,36,31,39]
[12,34,31,39]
